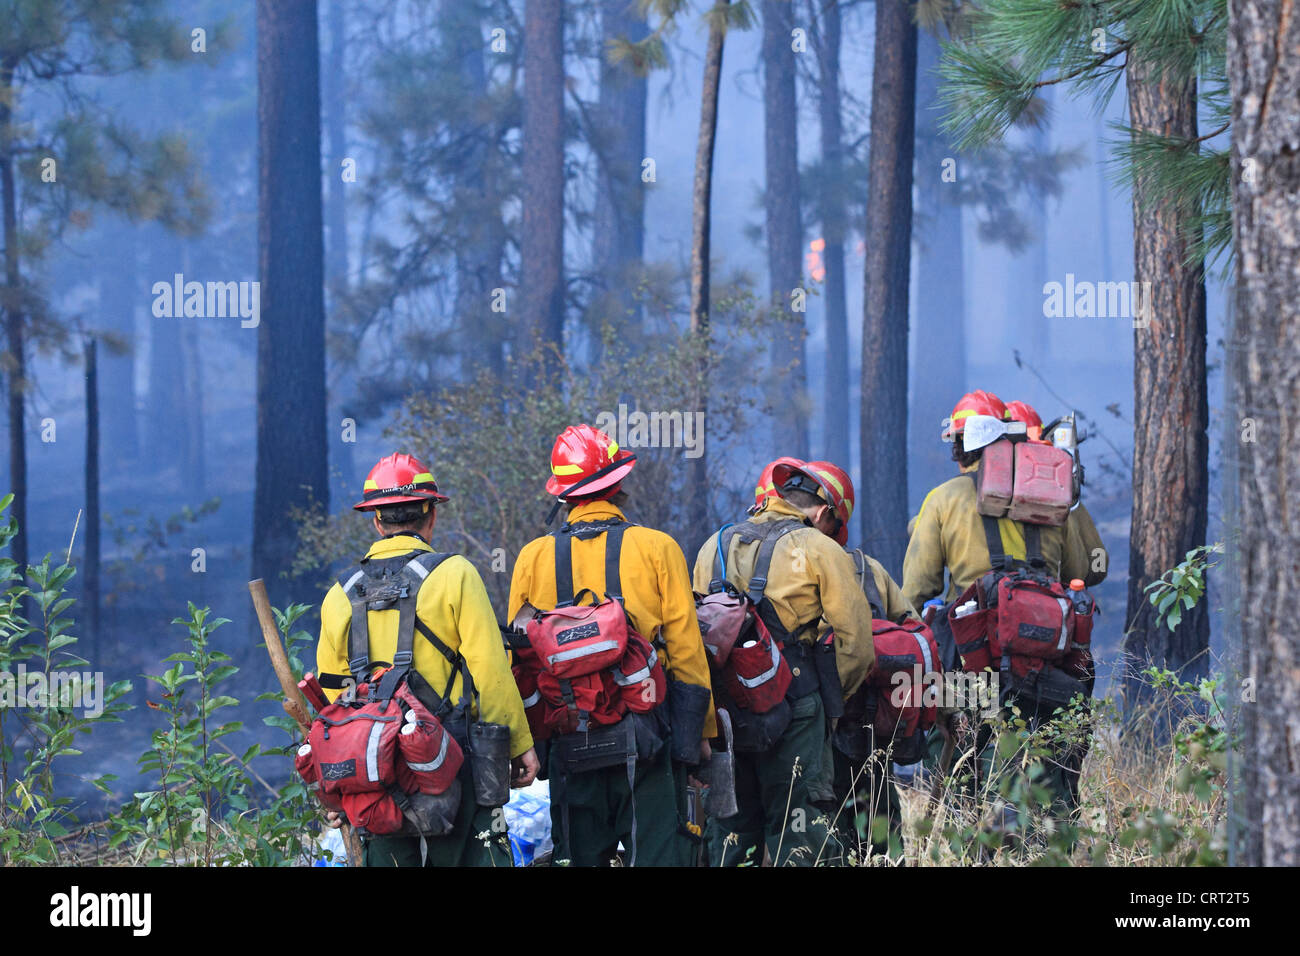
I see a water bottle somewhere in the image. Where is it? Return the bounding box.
[1067,578,1091,615]
[922,598,944,626]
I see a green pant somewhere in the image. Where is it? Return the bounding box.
[709,694,843,867]
[364,789,513,867]
[549,740,688,867]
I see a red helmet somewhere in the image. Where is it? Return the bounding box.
[353,453,449,512]
[1003,399,1043,440]
[545,424,636,498]
[941,390,1006,441]
[781,459,855,546]
[752,456,806,511]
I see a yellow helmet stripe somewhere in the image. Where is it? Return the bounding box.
[951,409,977,421]
[412,472,435,483]
[363,479,379,490]
[552,463,584,476]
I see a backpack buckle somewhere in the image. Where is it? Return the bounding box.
[392,650,414,668]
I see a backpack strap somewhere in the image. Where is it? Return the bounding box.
[339,550,460,702]
[980,514,1045,573]
[745,519,805,605]
[854,550,886,619]
[980,514,1012,572]
[551,518,629,607]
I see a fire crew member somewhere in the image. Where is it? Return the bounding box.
[509,424,715,867]
[788,459,916,861]
[903,392,1109,827]
[902,391,1100,610]
[317,453,539,866]
[693,462,875,866]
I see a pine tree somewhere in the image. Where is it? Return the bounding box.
[0,0,208,575]
[940,0,1226,724]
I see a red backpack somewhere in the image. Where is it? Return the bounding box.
[833,552,940,765]
[697,519,837,752]
[947,516,1096,710]
[512,519,667,738]
[295,549,468,836]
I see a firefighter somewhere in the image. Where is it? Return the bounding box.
[1004,399,1107,811]
[508,424,715,867]
[316,453,539,867]
[903,392,1108,829]
[902,390,1100,609]
[793,459,917,861]
[693,461,876,866]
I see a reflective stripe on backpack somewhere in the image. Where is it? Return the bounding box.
[734,639,783,689]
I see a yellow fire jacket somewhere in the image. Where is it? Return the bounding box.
[901,471,1108,610]
[508,500,717,738]
[692,497,877,699]
[317,534,533,759]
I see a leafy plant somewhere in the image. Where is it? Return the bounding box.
[1143,543,1222,632]
[0,495,132,864]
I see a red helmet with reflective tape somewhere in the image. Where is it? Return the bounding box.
[353,453,450,512]
[779,459,855,545]
[545,424,636,498]
[1003,399,1043,440]
[752,456,806,511]
[941,390,1006,441]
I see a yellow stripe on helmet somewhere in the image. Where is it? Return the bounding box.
[412,472,435,483]
[552,463,584,476]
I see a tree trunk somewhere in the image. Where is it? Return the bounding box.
[443,0,507,378]
[254,0,328,591]
[324,0,348,292]
[147,227,185,469]
[762,0,807,458]
[1227,0,1300,867]
[84,338,100,660]
[1121,50,1210,722]
[519,0,566,366]
[95,224,139,465]
[686,0,729,542]
[1,63,27,575]
[815,0,849,467]
[910,28,965,506]
[591,0,649,340]
[859,0,917,575]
